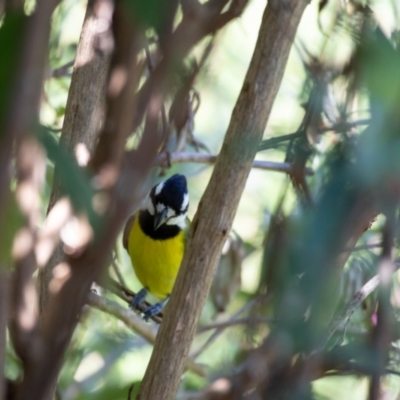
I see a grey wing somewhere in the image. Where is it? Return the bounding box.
[122,214,136,251]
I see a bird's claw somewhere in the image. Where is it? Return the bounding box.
[143,302,164,321]
[130,288,148,311]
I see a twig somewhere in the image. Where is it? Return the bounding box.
[258,132,303,151]
[341,242,382,253]
[110,256,127,288]
[87,292,206,377]
[325,257,400,348]
[128,384,135,400]
[319,118,370,133]
[155,152,314,175]
[87,291,157,344]
[257,119,371,152]
[191,296,271,359]
[47,60,74,78]
[197,316,275,333]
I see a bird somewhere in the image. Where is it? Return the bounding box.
[123,174,189,321]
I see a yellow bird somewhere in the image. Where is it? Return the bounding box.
[123,174,189,320]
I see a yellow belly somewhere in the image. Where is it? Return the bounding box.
[127,216,185,299]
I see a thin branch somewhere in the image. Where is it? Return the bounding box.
[155,152,314,175]
[325,257,400,348]
[47,60,74,79]
[258,132,303,151]
[341,242,382,253]
[192,300,274,361]
[110,256,127,288]
[319,118,371,133]
[192,297,268,359]
[100,277,163,324]
[197,316,276,334]
[257,118,371,152]
[87,292,206,377]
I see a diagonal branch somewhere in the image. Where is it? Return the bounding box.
[87,292,206,376]
[136,1,309,399]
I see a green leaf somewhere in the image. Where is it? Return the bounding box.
[126,0,171,30]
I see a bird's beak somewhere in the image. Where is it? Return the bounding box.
[154,208,168,230]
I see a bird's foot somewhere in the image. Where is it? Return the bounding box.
[130,288,148,311]
[143,298,169,321]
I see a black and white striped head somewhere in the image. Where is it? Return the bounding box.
[144,174,189,230]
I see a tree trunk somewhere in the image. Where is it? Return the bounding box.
[38,0,111,315]
[136,1,309,399]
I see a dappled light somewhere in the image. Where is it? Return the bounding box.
[1,0,400,400]
[49,263,71,294]
[12,229,34,262]
[60,215,93,255]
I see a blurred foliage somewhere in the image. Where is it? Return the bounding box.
[2,0,400,399]
[0,13,25,130]
[37,127,100,232]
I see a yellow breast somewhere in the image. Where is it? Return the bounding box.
[127,216,185,299]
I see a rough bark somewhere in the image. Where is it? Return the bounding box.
[38,0,112,314]
[16,2,152,398]
[136,1,309,399]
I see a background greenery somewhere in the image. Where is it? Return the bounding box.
[4,0,400,398]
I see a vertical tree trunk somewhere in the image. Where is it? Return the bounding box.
[38,0,112,315]
[136,1,309,399]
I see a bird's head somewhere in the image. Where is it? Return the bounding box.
[144,174,189,230]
